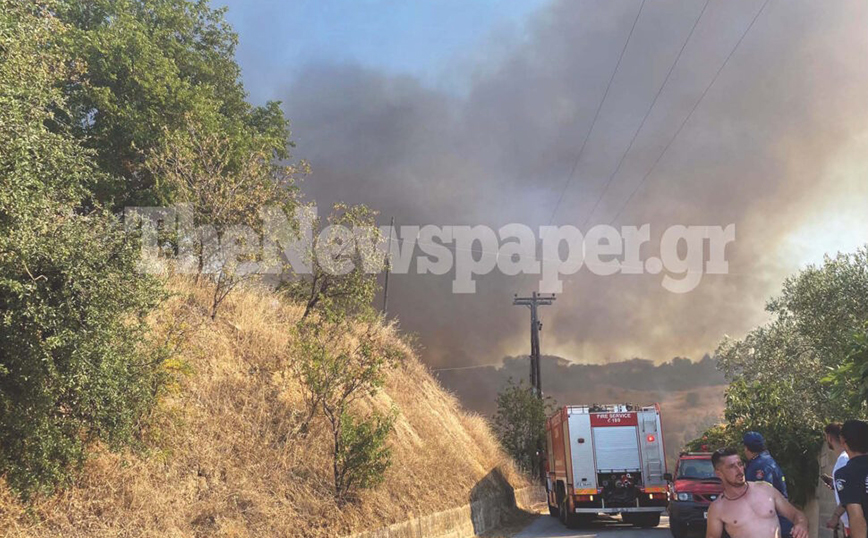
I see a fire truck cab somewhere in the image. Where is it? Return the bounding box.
[545,404,669,529]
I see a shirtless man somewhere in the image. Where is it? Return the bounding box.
[706,447,809,538]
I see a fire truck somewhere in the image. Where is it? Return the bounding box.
[545,404,669,529]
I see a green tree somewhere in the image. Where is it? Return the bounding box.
[691,247,868,505]
[493,379,553,476]
[144,116,305,319]
[0,0,165,498]
[53,0,293,209]
[825,323,868,410]
[290,316,404,502]
[281,203,384,321]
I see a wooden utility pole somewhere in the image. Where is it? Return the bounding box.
[513,292,556,398]
[382,217,394,316]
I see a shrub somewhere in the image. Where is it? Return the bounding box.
[290,315,404,501]
[493,379,554,477]
[0,0,165,498]
[334,409,397,503]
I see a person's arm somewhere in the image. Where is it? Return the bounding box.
[827,503,847,528]
[705,502,724,538]
[847,504,867,538]
[776,470,789,498]
[771,487,808,538]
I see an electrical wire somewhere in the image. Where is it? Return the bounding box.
[607,0,774,226]
[580,0,712,229]
[543,0,647,229]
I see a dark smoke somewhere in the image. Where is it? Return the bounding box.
[268,0,868,370]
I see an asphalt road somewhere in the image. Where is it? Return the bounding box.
[515,514,673,538]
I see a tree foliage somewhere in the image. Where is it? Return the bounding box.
[334,409,396,503]
[290,316,404,502]
[825,323,868,410]
[684,423,730,453]
[53,0,293,209]
[144,116,305,318]
[691,247,868,505]
[0,0,165,498]
[281,203,384,321]
[493,379,554,476]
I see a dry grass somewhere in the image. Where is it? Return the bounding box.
[0,278,528,537]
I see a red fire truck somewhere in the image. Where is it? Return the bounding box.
[545,404,669,529]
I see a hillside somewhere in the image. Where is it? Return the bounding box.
[0,280,527,537]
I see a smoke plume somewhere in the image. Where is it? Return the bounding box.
[270,0,868,369]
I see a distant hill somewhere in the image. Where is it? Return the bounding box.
[437,354,727,469]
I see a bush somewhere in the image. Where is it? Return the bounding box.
[290,315,404,502]
[0,0,165,498]
[493,379,554,477]
[0,210,166,498]
[689,247,868,506]
[334,409,397,503]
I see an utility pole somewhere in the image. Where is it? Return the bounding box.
[513,292,556,398]
[382,217,394,316]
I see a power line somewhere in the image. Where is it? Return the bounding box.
[381,216,394,315]
[607,0,774,226]
[544,0,647,229]
[513,292,556,398]
[580,0,712,229]
[379,0,772,267]
[431,362,506,372]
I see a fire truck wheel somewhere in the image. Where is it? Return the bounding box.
[548,502,559,517]
[557,497,589,529]
[558,495,567,525]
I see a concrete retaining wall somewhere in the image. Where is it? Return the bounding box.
[343,486,545,538]
[816,444,839,538]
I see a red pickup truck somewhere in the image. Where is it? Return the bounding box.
[666,452,724,538]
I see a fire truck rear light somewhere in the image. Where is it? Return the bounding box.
[646,434,656,443]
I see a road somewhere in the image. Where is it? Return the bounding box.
[514,514,673,538]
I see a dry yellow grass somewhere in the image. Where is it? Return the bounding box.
[0,279,528,537]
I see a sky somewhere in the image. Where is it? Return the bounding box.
[217,0,551,100]
[215,0,868,369]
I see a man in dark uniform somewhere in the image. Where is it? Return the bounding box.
[835,420,868,538]
[743,431,793,536]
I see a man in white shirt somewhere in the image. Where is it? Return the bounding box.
[825,423,851,536]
